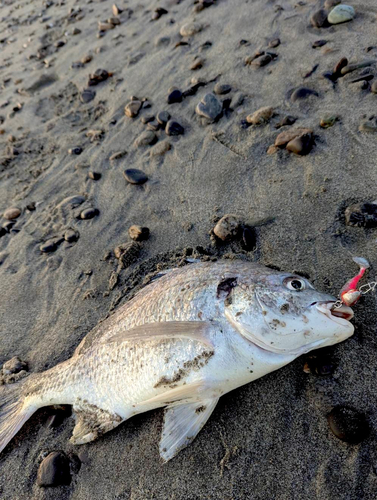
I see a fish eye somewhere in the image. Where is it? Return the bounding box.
[284,277,306,291]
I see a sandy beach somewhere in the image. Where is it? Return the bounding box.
[1,0,377,498]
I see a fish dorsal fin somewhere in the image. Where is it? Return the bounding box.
[107,321,214,349]
[159,398,219,462]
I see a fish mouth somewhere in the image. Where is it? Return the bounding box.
[314,301,354,326]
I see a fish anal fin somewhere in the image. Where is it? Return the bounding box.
[70,403,123,445]
[107,321,214,349]
[159,398,219,462]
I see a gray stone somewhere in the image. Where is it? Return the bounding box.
[328,4,355,24]
[196,93,222,121]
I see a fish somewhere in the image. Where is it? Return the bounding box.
[0,260,354,462]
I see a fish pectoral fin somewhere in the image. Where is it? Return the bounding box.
[107,321,214,349]
[159,398,219,462]
[70,405,123,445]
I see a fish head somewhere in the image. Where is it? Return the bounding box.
[224,271,354,356]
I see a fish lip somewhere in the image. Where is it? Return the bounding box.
[314,301,354,326]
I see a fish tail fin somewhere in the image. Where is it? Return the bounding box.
[0,378,37,454]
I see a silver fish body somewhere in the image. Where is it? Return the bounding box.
[0,260,354,461]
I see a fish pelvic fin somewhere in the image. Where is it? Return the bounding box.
[0,377,37,454]
[159,397,219,463]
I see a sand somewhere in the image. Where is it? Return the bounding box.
[1,0,377,497]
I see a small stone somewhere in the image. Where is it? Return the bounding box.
[268,38,280,48]
[64,229,79,243]
[341,60,375,75]
[214,83,231,95]
[333,57,348,76]
[125,100,142,118]
[80,89,96,103]
[322,71,338,83]
[286,133,313,155]
[320,115,339,128]
[150,140,172,156]
[98,21,115,31]
[128,225,150,241]
[267,145,278,155]
[134,130,157,147]
[153,7,168,20]
[40,239,61,253]
[141,115,155,124]
[251,54,272,67]
[291,87,319,102]
[147,120,160,131]
[109,151,127,161]
[190,58,204,70]
[312,39,327,48]
[241,226,256,251]
[180,22,203,37]
[112,4,122,16]
[165,120,184,136]
[155,36,170,47]
[2,356,28,376]
[72,27,81,35]
[345,202,377,227]
[3,207,21,220]
[324,0,340,8]
[114,241,140,268]
[156,110,171,126]
[80,208,99,220]
[348,72,374,84]
[246,106,274,125]
[213,215,241,241]
[311,9,329,28]
[68,147,82,155]
[37,451,71,487]
[88,171,101,180]
[328,4,355,24]
[359,120,377,133]
[328,406,369,444]
[371,81,377,93]
[275,128,313,148]
[167,89,183,104]
[196,93,222,122]
[88,69,109,86]
[275,115,296,128]
[124,169,148,185]
[231,92,245,108]
[107,17,121,25]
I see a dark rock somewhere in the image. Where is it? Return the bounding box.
[214,83,231,95]
[322,71,338,83]
[167,89,183,104]
[156,110,171,126]
[290,87,319,102]
[88,69,109,86]
[310,9,329,28]
[182,82,206,97]
[40,238,62,253]
[345,202,377,227]
[128,225,150,241]
[286,133,313,155]
[88,171,101,180]
[80,208,99,220]
[328,406,369,444]
[333,57,348,77]
[341,60,375,76]
[80,89,96,103]
[153,7,168,20]
[312,39,327,48]
[348,72,374,84]
[241,226,256,251]
[251,54,272,67]
[196,93,222,121]
[275,115,297,129]
[2,221,15,232]
[68,147,82,155]
[26,202,36,211]
[123,169,148,185]
[0,227,6,238]
[37,451,71,487]
[64,229,79,242]
[165,120,184,136]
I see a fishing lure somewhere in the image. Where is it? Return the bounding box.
[333,257,376,309]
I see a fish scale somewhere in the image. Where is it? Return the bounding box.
[0,260,355,462]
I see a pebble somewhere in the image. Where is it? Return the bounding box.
[124,169,148,185]
[371,81,377,93]
[191,58,204,70]
[214,83,231,95]
[112,4,122,16]
[268,38,280,48]
[345,202,377,227]
[196,93,222,122]
[359,120,377,133]
[40,238,62,253]
[141,115,155,124]
[348,72,374,84]
[320,115,339,128]
[88,69,109,86]
[80,89,96,103]
[286,132,313,155]
[275,128,313,148]
[328,5,355,24]
[275,115,296,128]
[146,120,160,132]
[98,21,114,31]
[108,17,121,25]
[68,147,82,155]
[128,225,150,241]
[156,110,171,126]
[150,140,172,156]
[80,208,99,220]
[333,57,348,76]
[251,54,272,67]
[3,207,21,220]
[291,87,319,102]
[180,22,203,37]
[125,100,142,118]
[165,120,184,136]
[246,106,274,125]
[134,130,157,147]
[312,40,327,48]
[324,0,340,8]
[37,452,71,487]
[311,9,329,28]
[341,60,375,75]
[167,89,183,104]
[114,241,140,268]
[2,356,28,375]
[213,215,241,241]
[153,7,168,20]
[328,406,369,444]
[64,229,79,243]
[88,171,101,180]
[109,151,127,161]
